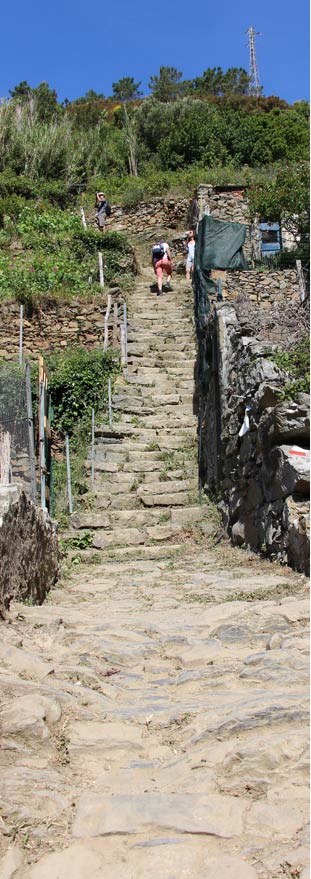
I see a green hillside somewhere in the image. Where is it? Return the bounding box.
[0,69,309,303]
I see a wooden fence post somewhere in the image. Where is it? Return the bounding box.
[296,260,306,302]
[98,252,104,289]
[80,207,87,230]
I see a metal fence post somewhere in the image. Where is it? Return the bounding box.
[91,408,95,487]
[65,434,73,514]
[108,377,112,426]
[39,380,46,510]
[123,302,128,374]
[25,361,37,503]
[19,304,24,366]
[98,252,104,289]
[113,302,118,348]
[103,293,112,351]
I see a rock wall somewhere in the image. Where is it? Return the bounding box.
[193,184,250,226]
[197,302,310,574]
[217,269,300,306]
[105,197,189,238]
[0,293,124,361]
[0,484,59,614]
[189,184,256,262]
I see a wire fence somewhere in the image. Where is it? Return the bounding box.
[0,212,130,515]
[0,362,36,498]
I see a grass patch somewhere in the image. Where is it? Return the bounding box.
[181,579,305,606]
[60,531,94,551]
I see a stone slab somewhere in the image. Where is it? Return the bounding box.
[72,792,246,838]
[19,841,259,879]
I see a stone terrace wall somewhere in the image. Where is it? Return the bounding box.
[197,302,310,574]
[0,484,59,614]
[0,294,124,361]
[194,184,250,225]
[209,268,300,309]
[190,184,258,262]
[105,197,189,238]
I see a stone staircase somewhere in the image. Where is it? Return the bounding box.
[0,261,309,879]
[69,268,208,558]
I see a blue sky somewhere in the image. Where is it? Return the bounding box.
[0,0,309,104]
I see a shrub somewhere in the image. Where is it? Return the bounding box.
[273,334,310,400]
[46,347,119,436]
[0,171,73,208]
[0,194,27,227]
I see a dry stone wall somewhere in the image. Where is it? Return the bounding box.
[197,302,310,573]
[193,184,250,225]
[105,197,189,238]
[0,484,59,614]
[0,294,124,361]
[190,184,256,262]
[222,269,300,306]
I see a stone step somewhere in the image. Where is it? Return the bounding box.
[92,528,146,550]
[93,474,137,491]
[91,458,163,475]
[93,442,163,455]
[127,330,192,342]
[70,508,176,530]
[103,494,141,510]
[88,542,184,561]
[112,402,155,415]
[129,356,195,367]
[91,522,185,550]
[139,491,194,507]
[138,478,196,496]
[96,424,195,440]
[92,448,163,462]
[118,415,196,430]
[132,366,194,377]
[113,390,191,405]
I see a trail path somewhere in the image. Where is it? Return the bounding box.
[0,265,309,879]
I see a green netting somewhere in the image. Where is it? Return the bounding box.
[196,214,247,271]
[194,214,247,335]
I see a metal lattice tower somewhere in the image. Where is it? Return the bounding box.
[246,26,262,96]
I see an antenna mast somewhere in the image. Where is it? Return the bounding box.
[246,26,262,96]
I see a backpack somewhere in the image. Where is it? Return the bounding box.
[152,243,165,261]
[105,201,111,217]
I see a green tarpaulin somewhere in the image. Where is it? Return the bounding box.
[194,214,248,334]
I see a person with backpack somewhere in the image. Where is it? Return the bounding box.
[95,192,111,232]
[151,239,173,295]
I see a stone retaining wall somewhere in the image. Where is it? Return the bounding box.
[0,484,59,614]
[194,184,250,226]
[0,294,124,361]
[105,197,189,237]
[189,183,255,262]
[224,269,300,305]
[197,302,310,573]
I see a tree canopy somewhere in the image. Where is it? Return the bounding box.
[112,77,142,102]
[148,67,184,102]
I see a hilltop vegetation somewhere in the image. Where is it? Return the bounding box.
[0,67,309,303]
[0,69,308,184]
